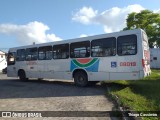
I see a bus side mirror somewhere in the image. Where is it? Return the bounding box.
[9,57,15,62]
[7,53,16,65]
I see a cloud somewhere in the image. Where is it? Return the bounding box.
[79,34,88,38]
[72,4,145,33]
[0,21,62,45]
[154,9,160,13]
[72,7,98,24]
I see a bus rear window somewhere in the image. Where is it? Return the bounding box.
[117,34,137,56]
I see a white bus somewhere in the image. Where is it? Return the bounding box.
[7,29,151,86]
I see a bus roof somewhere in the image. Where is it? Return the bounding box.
[9,29,144,52]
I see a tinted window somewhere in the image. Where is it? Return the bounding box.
[16,49,25,61]
[117,34,137,56]
[53,44,69,59]
[26,47,37,61]
[38,46,52,60]
[70,41,90,58]
[91,37,116,57]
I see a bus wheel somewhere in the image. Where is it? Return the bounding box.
[74,71,88,87]
[19,70,28,81]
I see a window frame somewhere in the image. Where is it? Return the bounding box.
[91,37,116,57]
[25,47,38,61]
[70,41,90,58]
[16,49,26,61]
[53,43,69,59]
[117,34,137,56]
[38,46,52,60]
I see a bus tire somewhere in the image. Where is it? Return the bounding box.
[74,71,88,87]
[19,70,28,82]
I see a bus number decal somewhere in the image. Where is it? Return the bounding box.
[120,62,136,66]
[70,58,99,72]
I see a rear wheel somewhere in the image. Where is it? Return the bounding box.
[19,70,28,81]
[74,71,88,87]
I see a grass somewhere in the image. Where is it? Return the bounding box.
[106,69,160,120]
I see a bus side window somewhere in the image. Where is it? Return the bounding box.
[16,49,25,61]
[46,46,52,60]
[38,46,52,60]
[91,37,116,57]
[38,47,45,60]
[53,44,69,59]
[117,34,137,56]
[70,41,90,58]
[26,47,37,61]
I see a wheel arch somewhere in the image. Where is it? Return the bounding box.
[18,69,25,76]
[72,68,88,79]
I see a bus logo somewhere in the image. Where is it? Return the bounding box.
[70,58,99,72]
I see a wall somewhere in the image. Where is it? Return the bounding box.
[0,51,7,72]
[150,48,160,68]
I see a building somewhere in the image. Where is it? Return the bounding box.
[150,48,160,68]
[0,50,7,72]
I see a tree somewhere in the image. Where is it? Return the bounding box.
[124,10,160,48]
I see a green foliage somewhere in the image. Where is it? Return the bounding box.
[106,69,160,120]
[124,10,160,48]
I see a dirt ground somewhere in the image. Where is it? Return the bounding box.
[0,73,116,120]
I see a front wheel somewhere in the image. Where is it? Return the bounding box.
[19,70,28,82]
[74,71,88,87]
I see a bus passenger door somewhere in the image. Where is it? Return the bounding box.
[49,43,70,80]
[37,46,53,79]
[37,60,45,78]
[26,60,38,78]
[25,48,38,78]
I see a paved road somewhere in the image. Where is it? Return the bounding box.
[0,73,115,120]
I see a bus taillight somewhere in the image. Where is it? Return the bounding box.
[142,59,145,68]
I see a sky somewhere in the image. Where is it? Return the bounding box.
[0,0,160,52]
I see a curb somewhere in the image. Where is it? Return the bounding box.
[106,86,141,120]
